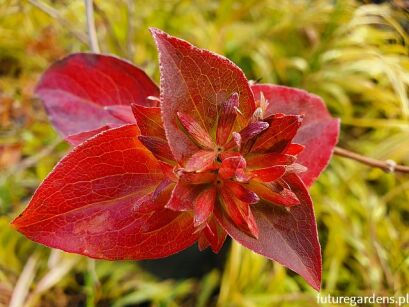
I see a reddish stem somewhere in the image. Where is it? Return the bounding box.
[334,146,409,174]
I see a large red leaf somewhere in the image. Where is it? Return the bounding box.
[215,173,322,290]
[12,125,197,259]
[251,84,339,186]
[151,28,256,163]
[36,53,159,143]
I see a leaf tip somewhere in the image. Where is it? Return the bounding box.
[148,26,161,35]
[9,219,18,230]
[310,275,322,291]
[10,212,25,231]
[149,27,168,42]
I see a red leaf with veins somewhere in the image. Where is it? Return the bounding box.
[219,189,259,239]
[227,121,269,153]
[248,180,300,207]
[151,28,256,163]
[177,112,214,149]
[235,121,269,144]
[12,125,198,259]
[223,181,259,204]
[131,105,166,139]
[215,173,322,290]
[246,152,296,169]
[36,53,158,144]
[184,150,217,172]
[165,181,202,211]
[138,136,174,163]
[194,187,216,227]
[178,171,217,185]
[251,84,339,186]
[251,165,286,182]
[218,155,247,180]
[216,92,240,145]
[252,114,303,153]
[198,216,227,253]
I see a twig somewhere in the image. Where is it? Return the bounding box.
[93,3,126,56]
[16,139,62,173]
[84,0,100,53]
[9,254,38,307]
[382,180,409,202]
[126,0,135,58]
[1,139,62,182]
[334,146,409,174]
[28,0,88,45]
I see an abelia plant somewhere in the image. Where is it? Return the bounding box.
[12,28,339,290]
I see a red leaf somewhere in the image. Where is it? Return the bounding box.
[252,114,303,153]
[251,165,286,182]
[234,121,269,145]
[226,121,269,152]
[198,232,210,251]
[248,180,300,207]
[193,186,216,227]
[251,84,339,186]
[216,92,239,145]
[151,28,256,163]
[219,189,259,239]
[246,152,296,169]
[178,171,217,185]
[177,112,214,149]
[184,150,217,172]
[158,161,177,182]
[216,173,322,290]
[36,53,159,142]
[12,125,198,259]
[198,216,227,253]
[218,155,246,180]
[152,179,174,202]
[132,104,166,139]
[284,143,304,155]
[165,181,202,211]
[138,136,174,162]
[223,181,259,204]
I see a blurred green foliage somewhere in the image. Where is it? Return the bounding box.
[1,0,409,306]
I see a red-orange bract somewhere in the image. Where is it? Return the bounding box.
[12,29,340,291]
